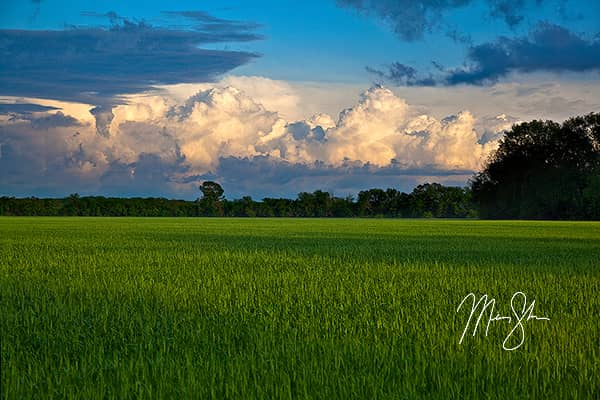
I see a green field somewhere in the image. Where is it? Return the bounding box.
[1,218,599,399]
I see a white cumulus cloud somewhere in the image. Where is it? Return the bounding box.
[1,78,511,197]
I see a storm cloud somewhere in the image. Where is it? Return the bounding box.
[0,103,60,114]
[446,23,600,85]
[1,80,508,198]
[210,156,474,199]
[0,11,262,105]
[368,23,600,86]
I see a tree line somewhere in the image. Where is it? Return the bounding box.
[0,183,474,218]
[2,112,599,219]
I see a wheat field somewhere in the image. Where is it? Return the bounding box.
[1,218,598,399]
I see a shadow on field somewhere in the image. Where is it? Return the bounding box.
[150,230,599,273]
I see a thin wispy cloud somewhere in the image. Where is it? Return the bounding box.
[336,0,549,41]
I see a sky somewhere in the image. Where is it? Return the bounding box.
[1,0,599,199]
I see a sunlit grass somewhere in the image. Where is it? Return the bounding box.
[1,218,599,399]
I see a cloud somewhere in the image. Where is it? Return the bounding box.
[209,156,474,198]
[0,103,81,129]
[475,113,521,144]
[446,23,600,85]
[161,11,261,32]
[337,0,471,41]
[219,76,302,120]
[367,63,436,86]
[28,112,82,130]
[488,0,527,27]
[369,23,600,86]
[96,153,191,196]
[0,11,262,105]
[90,106,114,138]
[160,76,346,121]
[0,103,60,114]
[1,81,507,198]
[336,0,547,41]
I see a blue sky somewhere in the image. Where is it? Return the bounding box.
[1,0,599,198]
[4,0,599,83]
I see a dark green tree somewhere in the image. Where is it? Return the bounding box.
[471,113,600,219]
[198,181,225,216]
[357,189,387,216]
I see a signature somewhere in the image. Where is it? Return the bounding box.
[456,292,550,351]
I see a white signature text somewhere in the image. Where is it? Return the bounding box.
[456,292,550,351]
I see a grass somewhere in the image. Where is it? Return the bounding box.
[1,218,599,399]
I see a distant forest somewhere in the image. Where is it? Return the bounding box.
[0,183,474,218]
[2,112,599,219]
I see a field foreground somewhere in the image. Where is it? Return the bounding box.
[1,218,599,399]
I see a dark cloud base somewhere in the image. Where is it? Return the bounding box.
[0,103,60,114]
[0,11,262,105]
[0,151,473,200]
[212,156,473,199]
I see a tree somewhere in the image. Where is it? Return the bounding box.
[471,113,600,219]
[408,183,472,218]
[198,181,225,216]
[357,189,387,216]
[65,193,81,216]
